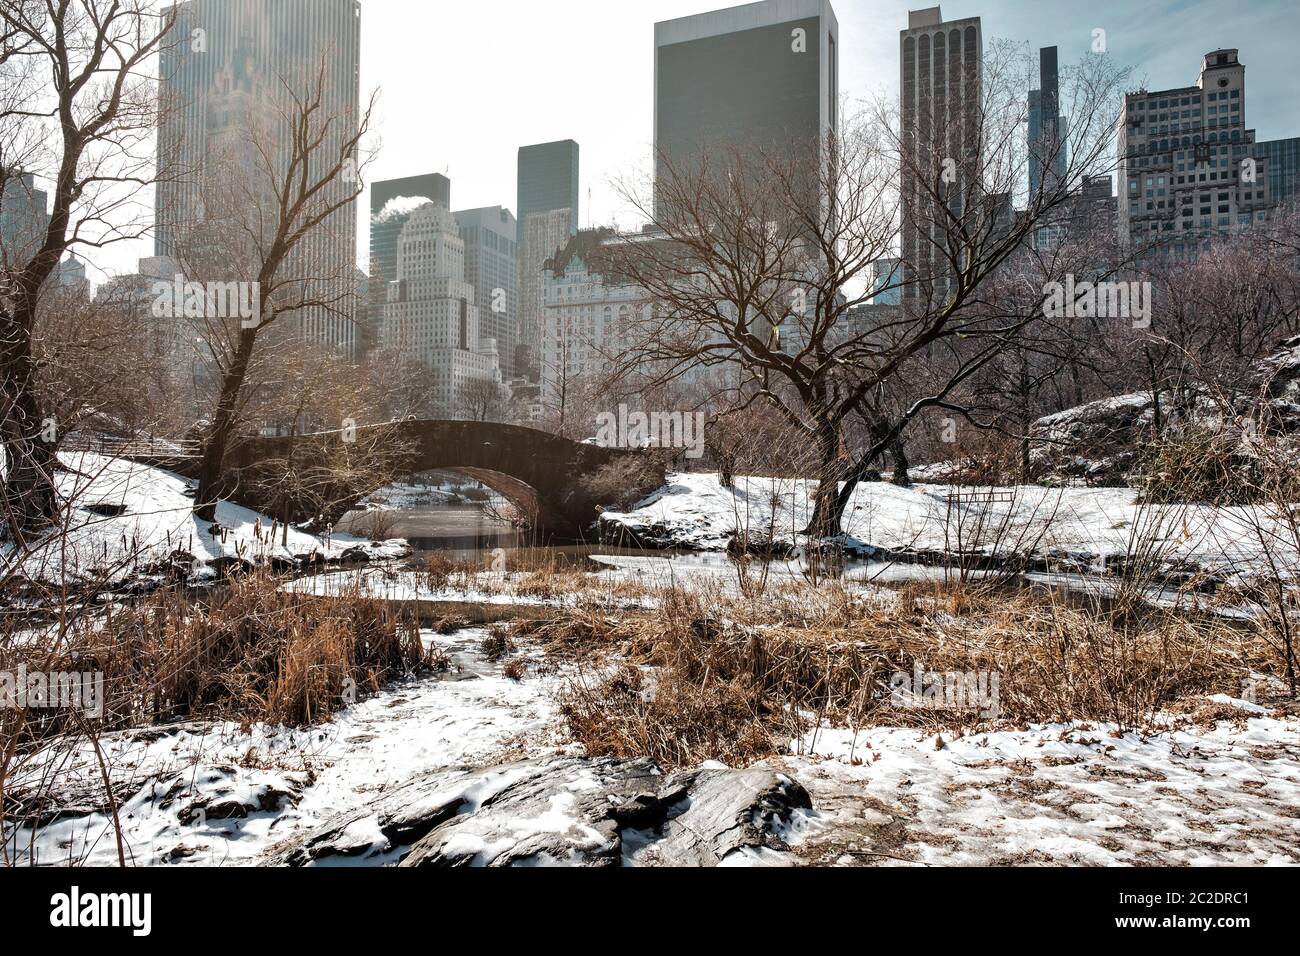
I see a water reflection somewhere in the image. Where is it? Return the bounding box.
[335,500,1157,607]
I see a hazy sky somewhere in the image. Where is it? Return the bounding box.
[84,0,1300,285]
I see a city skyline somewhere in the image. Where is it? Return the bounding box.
[64,0,1300,286]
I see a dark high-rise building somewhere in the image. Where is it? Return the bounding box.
[900,5,982,302]
[455,206,519,378]
[155,0,362,352]
[516,140,579,378]
[0,170,49,264]
[654,0,838,199]
[517,141,579,242]
[371,173,451,220]
[1258,137,1300,206]
[1029,46,1068,196]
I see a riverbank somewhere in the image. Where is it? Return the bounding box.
[598,472,1300,587]
[7,461,1300,867]
[1,453,405,596]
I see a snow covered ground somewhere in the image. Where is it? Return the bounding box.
[1,453,405,589]
[12,631,1296,866]
[6,627,561,866]
[779,705,1300,866]
[355,480,456,511]
[282,563,659,610]
[281,552,902,611]
[601,472,1300,581]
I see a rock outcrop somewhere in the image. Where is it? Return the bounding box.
[264,753,811,867]
[1028,337,1300,486]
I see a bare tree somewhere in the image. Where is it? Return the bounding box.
[0,0,174,542]
[366,344,441,421]
[604,45,1131,537]
[456,377,508,423]
[177,57,375,521]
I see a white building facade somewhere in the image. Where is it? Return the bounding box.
[540,230,649,407]
[381,204,504,417]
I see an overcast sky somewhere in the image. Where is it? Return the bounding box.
[84,0,1300,285]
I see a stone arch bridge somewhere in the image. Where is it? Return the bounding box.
[119,421,650,541]
[134,421,656,540]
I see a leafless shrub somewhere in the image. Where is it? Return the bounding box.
[502,659,527,682]
[1134,427,1270,506]
[481,625,513,663]
[581,452,671,511]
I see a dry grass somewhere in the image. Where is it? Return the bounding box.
[502,659,527,682]
[531,579,1267,769]
[3,572,437,742]
[480,625,513,662]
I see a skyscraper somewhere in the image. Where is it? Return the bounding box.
[380,204,503,417]
[1257,137,1300,207]
[455,206,518,378]
[516,141,579,379]
[1029,46,1069,197]
[55,254,89,299]
[899,6,982,302]
[0,170,49,265]
[1117,49,1274,260]
[372,174,451,220]
[654,0,838,201]
[368,173,453,351]
[155,0,362,353]
[871,258,903,305]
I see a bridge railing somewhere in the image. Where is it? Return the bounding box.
[61,435,201,459]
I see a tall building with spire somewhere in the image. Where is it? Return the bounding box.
[1029,46,1069,197]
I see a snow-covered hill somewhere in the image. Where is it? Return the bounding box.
[1,453,406,591]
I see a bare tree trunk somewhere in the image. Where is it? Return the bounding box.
[194,330,257,521]
[803,422,844,539]
[0,336,59,542]
[891,434,912,487]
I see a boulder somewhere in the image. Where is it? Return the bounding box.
[1028,392,1155,485]
[263,753,811,867]
[1028,337,1300,487]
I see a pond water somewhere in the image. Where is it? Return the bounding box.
[334,500,1164,600]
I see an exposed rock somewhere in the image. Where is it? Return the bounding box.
[1028,392,1155,485]
[629,766,811,866]
[597,513,676,550]
[263,753,811,867]
[400,756,664,866]
[1251,335,1300,426]
[726,529,796,559]
[1028,338,1300,487]
[337,545,371,565]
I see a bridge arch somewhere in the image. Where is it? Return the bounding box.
[220,420,653,540]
